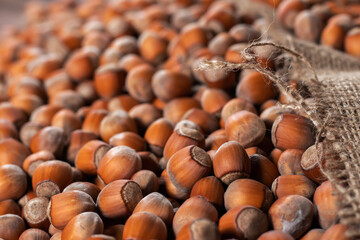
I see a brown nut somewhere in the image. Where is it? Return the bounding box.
[66,130,98,164]
[268,195,314,239]
[173,196,218,235]
[229,24,261,42]
[0,103,28,129]
[97,179,143,219]
[97,145,142,184]
[138,151,161,175]
[276,0,307,30]
[51,109,81,139]
[118,54,146,72]
[319,224,350,240]
[32,160,73,198]
[125,64,155,102]
[30,126,66,158]
[76,81,98,104]
[213,141,251,185]
[63,182,101,203]
[138,31,168,64]
[23,150,55,177]
[225,110,266,148]
[250,154,279,188]
[277,149,304,176]
[144,118,174,157]
[294,10,323,42]
[109,132,146,152]
[179,23,208,52]
[61,212,104,240]
[0,138,30,166]
[19,228,50,240]
[23,197,50,230]
[0,119,18,140]
[314,180,338,229]
[0,199,21,216]
[190,176,224,208]
[123,211,167,240]
[300,143,328,184]
[224,179,273,211]
[133,192,174,226]
[49,90,85,112]
[272,175,316,199]
[221,98,257,126]
[0,214,26,240]
[29,55,62,81]
[164,98,201,125]
[161,169,189,200]
[258,230,295,240]
[65,49,97,82]
[82,109,108,136]
[219,205,268,240]
[300,229,325,240]
[128,103,162,131]
[321,21,346,50]
[20,121,44,148]
[345,27,360,57]
[176,218,220,240]
[0,164,27,201]
[30,105,62,126]
[10,94,44,115]
[94,64,126,99]
[47,190,95,230]
[209,32,235,56]
[271,113,315,150]
[104,224,124,240]
[44,71,75,99]
[131,169,159,196]
[200,88,230,116]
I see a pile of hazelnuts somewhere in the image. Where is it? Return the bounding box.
[0,0,349,239]
[276,0,360,57]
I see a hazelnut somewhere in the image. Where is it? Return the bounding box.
[23,150,55,177]
[44,71,75,98]
[97,179,143,219]
[270,148,283,166]
[179,23,208,52]
[131,169,159,195]
[277,149,304,176]
[276,0,307,30]
[294,10,323,42]
[0,103,28,129]
[164,98,201,125]
[28,55,62,81]
[118,54,146,72]
[272,175,316,199]
[250,154,279,187]
[224,179,273,211]
[320,224,349,240]
[221,98,257,126]
[94,64,126,99]
[200,88,230,116]
[104,224,124,240]
[82,109,108,136]
[51,108,81,139]
[108,95,140,112]
[321,21,346,50]
[0,199,21,216]
[63,182,101,203]
[138,151,161,175]
[19,228,50,240]
[345,27,360,57]
[10,94,44,115]
[30,126,66,158]
[49,90,85,112]
[109,131,146,151]
[190,176,224,207]
[0,164,27,201]
[0,119,18,140]
[258,230,295,240]
[138,31,168,64]
[66,130,98,164]
[160,168,189,200]
[23,197,50,230]
[208,32,235,56]
[300,229,325,240]
[20,121,44,147]
[176,218,221,240]
[245,147,267,157]
[314,181,338,229]
[0,214,26,240]
[30,105,62,126]
[65,49,97,82]
[0,138,30,166]
[213,141,251,185]
[125,64,155,102]
[144,118,174,157]
[219,205,268,239]
[129,103,162,131]
[268,195,314,239]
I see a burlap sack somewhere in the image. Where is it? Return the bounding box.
[200,0,360,238]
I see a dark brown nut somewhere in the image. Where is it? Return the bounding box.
[258,230,295,240]
[19,228,50,240]
[94,64,126,99]
[28,55,62,81]
[276,0,307,30]
[221,98,257,126]
[23,197,50,230]
[138,31,168,64]
[219,205,268,240]
[108,95,140,112]
[213,141,251,185]
[65,49,97,82]
[125,64,155,102]
[0,103,28,129]
[190,176,224,208]
[246,146,267,157]
[51,109,81,139]
[294,10,323,42]
[300,229,325,240]
[163,126,205,161]
[200,88,230,116]
[75,140,110,176]
[151,69,192,102]
[138,151,161,175]
[133,192,174,226]
[30,126,66,158]
[229,24,261,42]
[99,110,137,143]
[224,179,273,211]
[76,81,98,104]
[131,170,159,196]
[104,224,124,240]
[144,118,174,157]
[321,22,346,50]
[268,195,314,239]
[49,90,85,112]
[23,151,55,177]
[271,113,315,150]
[173,196,218,235]
[67,130,98,164]
[319,224,350,240]
[272,175,316,199]
[208,32,235,56]
[32,160,73,198]
[179,23,208,52]
[109,131,146,151]
[97,179,143,219]
[0,199,21,216]
[250,154,280,188]
[47,190,95,230]
[10,94,43,115]
[164,98,201,125]
[225,110,266,148]
[345,27,360,57]
[97,146,142,184]
[0,164,27,201]
[314,181,338,229]
[118,54,147,72]
[161,169,189,200]
[129,103,162,131]
[300,143,328,184]
[63,182,101,203]
[236,72,278,105]
[0,214,26,240]
[0,138,30,166]
[30,105,62,126]
[60,212,104,240]
[123,211,167,240]
[277,149,304,176]
[82,109,108,136]
[167,145,211,193]
[0,119,18,140]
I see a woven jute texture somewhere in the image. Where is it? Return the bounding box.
[204,0,360,237]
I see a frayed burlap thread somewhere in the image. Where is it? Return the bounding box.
[200,1,360,237]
